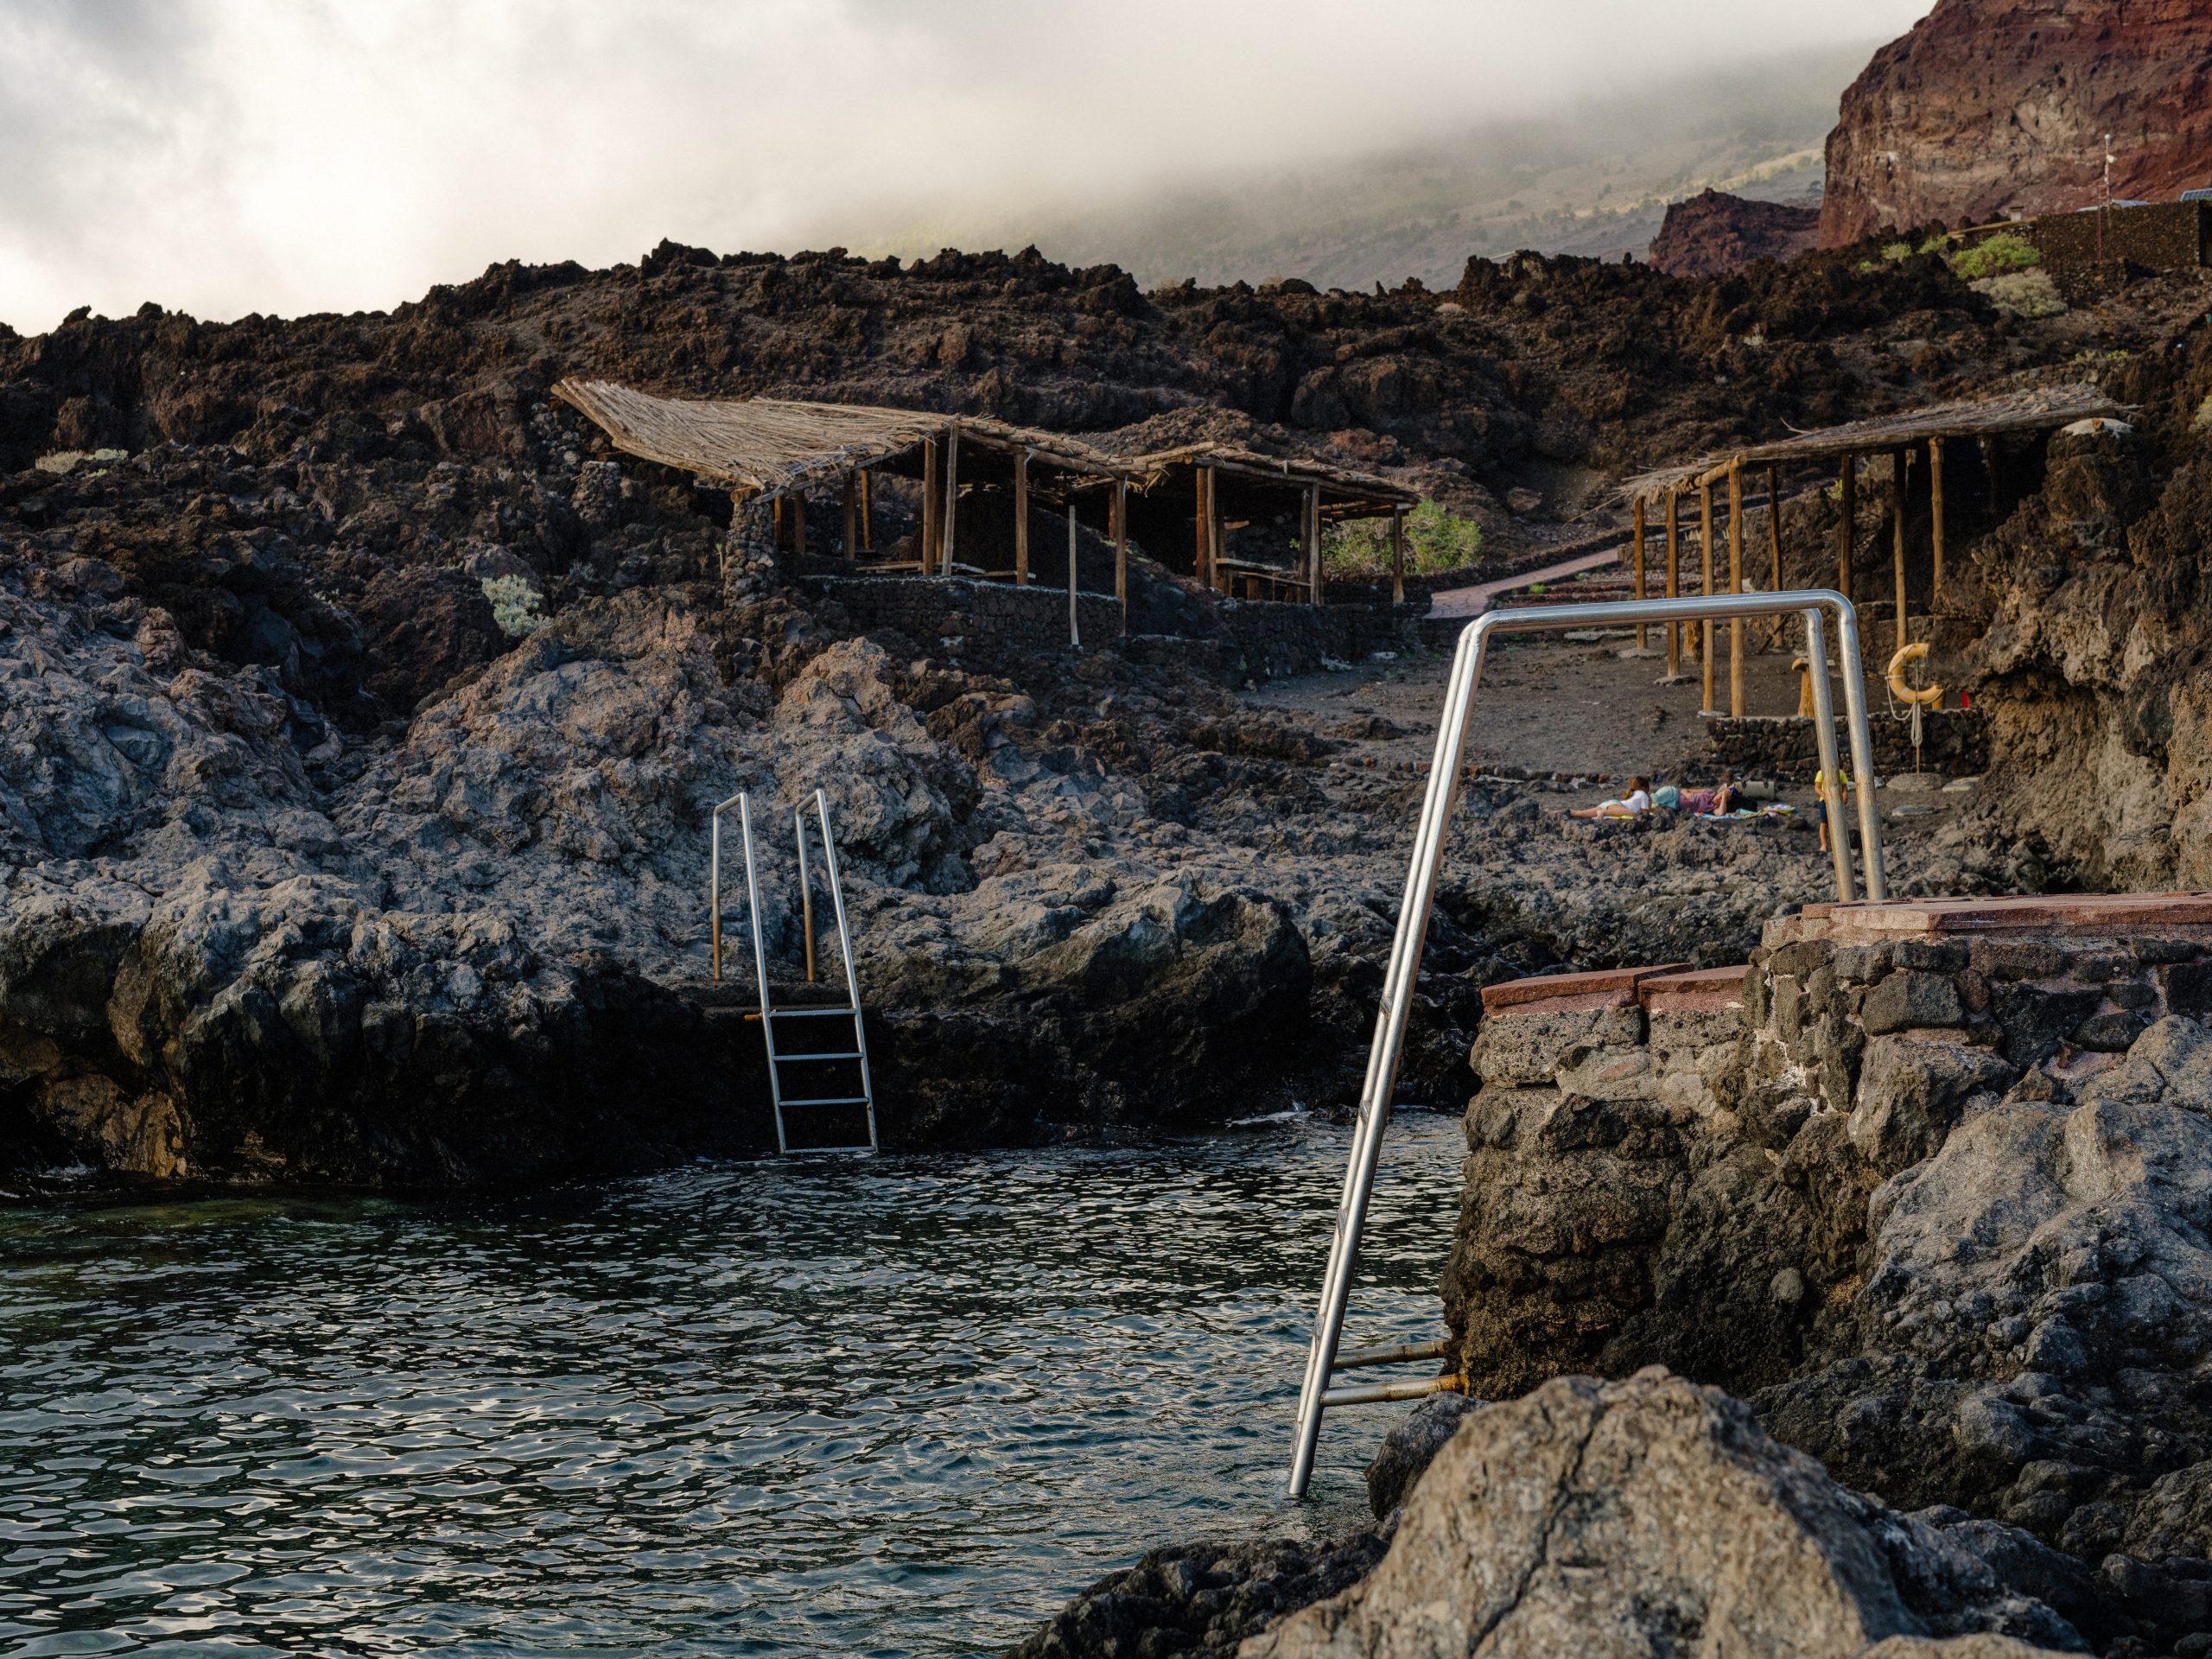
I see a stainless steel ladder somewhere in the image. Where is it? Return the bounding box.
[1286,589,1888,1498]
[709,788,879,1154]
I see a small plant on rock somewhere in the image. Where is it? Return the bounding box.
[480,575,546,638]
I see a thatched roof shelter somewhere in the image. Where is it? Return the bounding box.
[1618,382,2127,505]
[553,378,1131,499]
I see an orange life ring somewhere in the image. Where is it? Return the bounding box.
[1887,641,1942,707]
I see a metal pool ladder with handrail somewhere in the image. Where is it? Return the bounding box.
[1285,588,1888,1499]
[709,788,880,1155]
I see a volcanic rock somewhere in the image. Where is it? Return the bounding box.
[1821,0,2212,245]
[1648,188,1823,279]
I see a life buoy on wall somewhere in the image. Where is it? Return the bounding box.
[1887,641,1942,708]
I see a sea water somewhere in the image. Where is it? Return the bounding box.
[0,1112,1464,1658]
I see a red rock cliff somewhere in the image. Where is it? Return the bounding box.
[1820,0,2212,246]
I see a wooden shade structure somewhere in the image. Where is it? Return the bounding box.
[1618,383,2129,712]
[1118,442,1417,605]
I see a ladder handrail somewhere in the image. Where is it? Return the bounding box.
[1285,588,1884,1500]
[708,787,879,1155]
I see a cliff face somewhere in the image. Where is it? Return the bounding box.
[1821,0,2212,245]
[1646,189,1821,278]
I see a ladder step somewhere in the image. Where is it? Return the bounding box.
[780,1095,872,1107]
[777,1051,864,1062]
[767,1007,860,1018]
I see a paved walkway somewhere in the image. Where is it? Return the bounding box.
[1429,547,1623,619]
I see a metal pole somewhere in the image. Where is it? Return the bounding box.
[710,810,723,982]
[795,806,817,984]
[1831,604,1888,901]
[1289,615,1489,1500]
[1802,609,1855,902]
[1287,588,1881,1498]
[814,788,880,1153]
[738,793,788,1156]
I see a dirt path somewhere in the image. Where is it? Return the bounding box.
[1249,632,1968,819]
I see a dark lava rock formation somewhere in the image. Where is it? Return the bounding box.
[1821,0,2212,245]
[1649,188,1823,279]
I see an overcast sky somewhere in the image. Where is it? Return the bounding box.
[0,0,1936,334]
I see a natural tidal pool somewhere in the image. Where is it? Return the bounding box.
[0,1111,1465,1658]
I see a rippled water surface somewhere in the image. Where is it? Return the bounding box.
[0,1112,1464,1658]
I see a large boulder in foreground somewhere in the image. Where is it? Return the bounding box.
[1245,1370,2082,1659]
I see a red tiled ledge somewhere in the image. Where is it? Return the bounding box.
[1770,891,2212,947]
[1479,963,1690,1015]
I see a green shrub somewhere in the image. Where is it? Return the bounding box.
[1321,498,1484,580]
[480,575,546,638]
[1948,232,2041,282]
[1880,241,1914,264]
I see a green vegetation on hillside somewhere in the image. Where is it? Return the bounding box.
[1322,499,1484,581]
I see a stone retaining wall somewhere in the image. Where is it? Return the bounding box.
[801,569,1421,682]
[1706,709,1988,780]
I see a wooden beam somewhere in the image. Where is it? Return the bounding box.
[1665,489,1681,677]
[1766,463,1783,651]
[1891,445,1909,658]
[1014,448,1031,584]
[1929,436,1947,601]
[1306,483,1323,606]
[1700,479,1716,714]
[942,423,960,575]
[1390,506,1407,606]
[860,469,874,551]
[1837,453,1855,601]
[1115,480,1132,623]
[1195,465,1211,587]
[842,471,856,556]
[921,437,939,571]
[1208,467,1227,593]
[1727,461,1745,718]
[1632,495,1648,651]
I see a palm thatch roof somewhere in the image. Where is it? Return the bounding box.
[1619,382,2128,505]
[553,378,1133,495]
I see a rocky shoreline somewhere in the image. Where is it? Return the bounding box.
[1020,895,2212,1657]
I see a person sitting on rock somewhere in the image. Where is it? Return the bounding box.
[1570,776,1652,819]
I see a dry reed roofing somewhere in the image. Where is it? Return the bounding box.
[554,378,1418,511]
[1619,381,2129,504]
[553,378,1133,495]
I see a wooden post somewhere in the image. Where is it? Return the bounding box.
[1390,506,1406,606]
[1113,479,1128,617]
[860,469,874,551]
[1837,453,1855,601]
[921,437,939,571]
[1067,499,1080,647]
[942,423,960,575]
[1700,478,1716,714]
[1209,468,1227,594]
[1194,466,1210,586]
[1929,436,1947,601]
[1632,495,1648,651]
[1891,445,1909,657]
[1766,463,1783,651]
[1664,489,1681,678]
[841,470,856,556]
[1727,461,1745,718]
[1306,484,1323,606]
[1014,448,1031,584]
[772,494,786,550]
